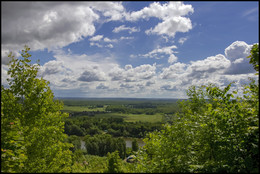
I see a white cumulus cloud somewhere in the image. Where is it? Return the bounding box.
[1,1,126,64]
[89,35,104,41]
[1,2,99,53]
[137,45,178,63]
[125,2,194,38]
[112,25,140,34]
[108,63,156,82]
[78,67,106,82]
[39,60,66,77]
[224,41,255,74]
[178,37,189,45]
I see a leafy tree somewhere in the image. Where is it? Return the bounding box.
[247,44,259,73]
[66,135,81,152]
[88,125,102,135]
[1,86,26,173]
[83,134,126,158]
[1,46,72,173]
[73,149,85,163]
[70,124,85,136]
[106,150,123,173]
[116,137,126,159]
[132,138,139,152]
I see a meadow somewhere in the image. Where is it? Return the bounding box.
[62,105,106,113]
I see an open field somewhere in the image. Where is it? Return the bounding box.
[124,113,162,123]
[94,113,163,123]
[63,110,163,123]
[62,105,106,113]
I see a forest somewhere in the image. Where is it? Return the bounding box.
[1,44,259,173]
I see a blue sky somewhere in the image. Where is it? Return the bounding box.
[1,1,259,98]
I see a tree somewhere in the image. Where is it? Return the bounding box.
[135,45,259,173]
[247,44,259,73]
[1,86,26,173]
[106,150,123,173]
[132,138,139,152]
[70,124,85,136]
[66,135,81,152]
[116,137,126,159]
[1,46,72,173]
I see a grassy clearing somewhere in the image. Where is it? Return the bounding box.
[62,105,105,113]
[94,113,163,123]
[124,113,163,123]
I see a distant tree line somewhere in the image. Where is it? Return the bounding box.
[105,103,179,115]
[68,110,107,117]
[105,105,156,115]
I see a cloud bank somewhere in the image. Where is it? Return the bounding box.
[27,41,256,98]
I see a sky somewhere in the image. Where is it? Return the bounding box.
[1,1,259,98]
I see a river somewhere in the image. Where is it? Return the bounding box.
[124,137,145,148]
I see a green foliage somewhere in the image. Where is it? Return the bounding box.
[126,147,133,157]
[1,87,26,173]
[1,46,72,173]
[83,134,126,159]
[106,151,123,173]
[64,115,162,138]
[71,154,134,173]
[68,124,86,136]
[73,149,86,163]
[71,154,108,173]
[136,81,259,172]
[132,139,139,152]
[247,44,259,73]
[65,135,81,152]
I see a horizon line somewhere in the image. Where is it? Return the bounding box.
[55,96,187,100]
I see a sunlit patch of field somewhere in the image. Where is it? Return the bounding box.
[62,105,106,113]
[93,113,163,123]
